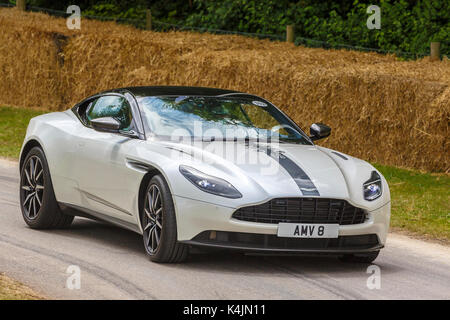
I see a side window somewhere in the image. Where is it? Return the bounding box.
[86,96,133,131]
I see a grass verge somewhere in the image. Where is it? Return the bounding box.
[0,273,44,300]
[0,105,448,242]
[374,164,449,243]
[0,106,46,159]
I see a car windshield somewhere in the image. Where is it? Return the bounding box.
[138,96,312,144]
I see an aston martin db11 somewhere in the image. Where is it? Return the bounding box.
[19,86,390,263]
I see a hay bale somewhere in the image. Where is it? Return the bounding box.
[0,8,448,172]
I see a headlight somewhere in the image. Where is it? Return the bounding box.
[363,171,382,201]
[179,165,242,199]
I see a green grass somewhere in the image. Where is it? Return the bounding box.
[374,164,450,242]
[0,106,46,159]
[0,105,448,242]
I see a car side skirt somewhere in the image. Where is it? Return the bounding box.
[59,202,141,234]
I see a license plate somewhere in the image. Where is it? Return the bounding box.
[277,223,339,238]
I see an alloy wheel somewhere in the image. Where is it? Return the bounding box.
[21,156,44,219]
[143,184,163,254]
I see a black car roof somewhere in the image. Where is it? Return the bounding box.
[110,86,242,97]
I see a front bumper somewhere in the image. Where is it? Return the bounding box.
[173,195,390,253]
[184,232,383,253]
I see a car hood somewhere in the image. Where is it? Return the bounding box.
[134,139,389,210]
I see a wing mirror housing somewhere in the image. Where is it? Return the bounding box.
[309,123,331,141]
[91,117,120,133]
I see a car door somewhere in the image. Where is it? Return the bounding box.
[73,94,145,225]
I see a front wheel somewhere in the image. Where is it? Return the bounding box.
[141,175,188,263]
[338,250,380,263]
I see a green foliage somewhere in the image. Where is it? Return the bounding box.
[83,3,146,21]
[185,0,292,34]
[184,0,449,57]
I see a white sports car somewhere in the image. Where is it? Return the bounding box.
[19,86,390,263]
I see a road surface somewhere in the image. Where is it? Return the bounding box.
[0,159,449,299]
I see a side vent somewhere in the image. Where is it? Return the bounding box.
[126,158,151,172]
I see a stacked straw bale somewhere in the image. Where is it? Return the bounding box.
[0,8,448,172]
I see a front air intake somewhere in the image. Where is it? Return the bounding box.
[232,198,367,225]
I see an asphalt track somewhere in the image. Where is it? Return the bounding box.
[0,159,449,299]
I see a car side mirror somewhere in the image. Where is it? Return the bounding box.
[91,117,120,133]
[309,123,331,141]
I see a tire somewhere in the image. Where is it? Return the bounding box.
[338,250,380,264]
[141,174,188,263]
[19,146,73,229]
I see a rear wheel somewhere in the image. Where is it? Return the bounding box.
[20,146,73,229]
[141,175,188,263]
[338,250,380,263]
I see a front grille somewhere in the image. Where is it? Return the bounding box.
[232,198,367,225]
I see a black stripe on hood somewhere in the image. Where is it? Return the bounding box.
[260,146,320,196]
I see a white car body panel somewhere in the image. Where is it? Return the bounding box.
[20,94,391,252]
[172,196,390,243]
